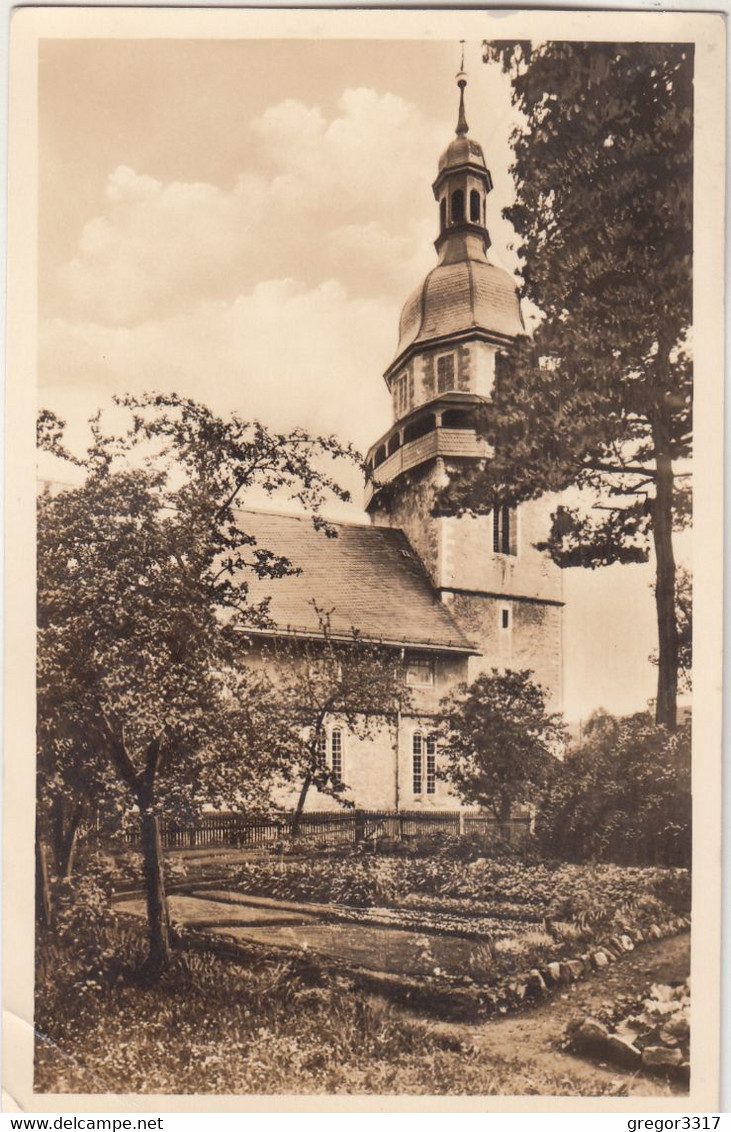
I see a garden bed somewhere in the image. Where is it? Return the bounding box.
[227,853,690,925]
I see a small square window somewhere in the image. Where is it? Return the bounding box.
[406,658,434,686]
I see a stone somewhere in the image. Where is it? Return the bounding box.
[528,968,547,994]
[565,959,585,980]
[642,1046,684,1070]
[593,951,609,968]
[619,934,635,951]
[572,1018,609,1051]
[606,1033,642,1067]
[649,924,663,939]
[634,929,645,943]
[545,961,562,984]
[610,936,624,952]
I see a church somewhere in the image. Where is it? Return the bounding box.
[240,73,563,813]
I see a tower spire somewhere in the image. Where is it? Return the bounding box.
[456,41,468,136]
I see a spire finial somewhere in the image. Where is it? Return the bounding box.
[456,41,468,137]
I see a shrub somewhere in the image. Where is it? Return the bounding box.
[536,714,691,868]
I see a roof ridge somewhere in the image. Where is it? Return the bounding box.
[233,505,375,531]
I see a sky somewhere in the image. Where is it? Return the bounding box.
[36,35,676,723]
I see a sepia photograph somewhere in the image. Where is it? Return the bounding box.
[4,7,724,1114]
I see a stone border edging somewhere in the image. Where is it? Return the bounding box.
[483,915,691,1015]
[129,906,690,1023]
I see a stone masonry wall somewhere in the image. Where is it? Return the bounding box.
[445,591,563,711]
[441,496,563,604]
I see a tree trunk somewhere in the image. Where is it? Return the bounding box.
[496,796,513,842]
[35,838,53,929]
[291,770,312,838]
[138,798,171,973]
[652,445,679,730]
[51,799,85,879]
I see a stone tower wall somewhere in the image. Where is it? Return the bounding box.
[370,461,564,710]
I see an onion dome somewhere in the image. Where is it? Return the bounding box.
[385,71,523,378]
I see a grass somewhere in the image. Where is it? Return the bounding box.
[35,918,623,1096]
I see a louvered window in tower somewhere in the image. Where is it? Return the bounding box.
[451,190,464,223]
[437,353,455,393]
[493,505,517,555]
[470,189,481,222]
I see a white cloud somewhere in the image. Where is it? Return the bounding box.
[48,89,447,329]
[40,277,394,455]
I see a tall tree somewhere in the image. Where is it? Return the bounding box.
[438,669,565,832]
[443,42,692,727]
[260,606,411,833]
[37,395,357,970]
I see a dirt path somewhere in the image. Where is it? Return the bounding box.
[422,932,690,1098]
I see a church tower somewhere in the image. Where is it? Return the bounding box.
[366,71,563,707]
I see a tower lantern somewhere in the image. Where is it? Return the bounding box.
[432,69,494,255]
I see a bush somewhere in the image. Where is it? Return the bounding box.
[536,713,691,868]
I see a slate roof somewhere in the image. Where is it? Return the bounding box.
[234,509,475,653]
[394,255,524,365]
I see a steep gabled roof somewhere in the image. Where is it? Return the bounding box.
[233,509,475,653]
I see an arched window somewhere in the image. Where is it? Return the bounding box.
[373,445,386,468]
[425,736,437,795]
[470,189,481,223]
[331,728,343,782]
[412,732,423,794]
[451,190,464,224]
[413,732,437,795]
[440,197,447,231]
[387,432,401,456]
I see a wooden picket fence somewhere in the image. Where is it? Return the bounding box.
[121,808,530,850]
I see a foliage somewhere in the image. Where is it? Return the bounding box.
[443,42,693,726]
[37,393,358,967]
[437,670,566,822]
[232,852,688,931]
[535,712,691,867]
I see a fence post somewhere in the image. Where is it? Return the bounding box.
[398,813,404,841]
[354,810,365,842]
[458,810,465,836]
